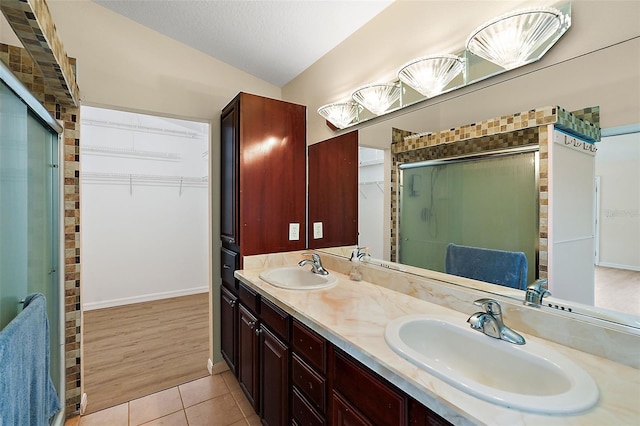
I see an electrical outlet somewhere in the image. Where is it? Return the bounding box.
[313,222,323,239]
[289,223,300,240]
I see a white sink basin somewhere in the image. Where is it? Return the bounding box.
[259,267,337,290]
[385,314,599,414]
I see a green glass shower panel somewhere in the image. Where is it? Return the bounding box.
[0,82,60,392]
[400,152,537,286]
[0,81,28,329]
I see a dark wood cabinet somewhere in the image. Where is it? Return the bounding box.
[260,325,289,426]
[308,130,359,249]
[220,104,240,252]
[238,303,260,411]
[408,399,452,426]
[220,285,238,375]
[220,92,307,259]
[259,297,291,426]
[331,391,373,426]
[291,320,328,425]
[331,347,407,426]
[220,248,239,374]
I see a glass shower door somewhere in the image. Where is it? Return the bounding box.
[0,81,61,393]
[399,151,538,286]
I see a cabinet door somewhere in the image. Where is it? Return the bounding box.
[260,326,289,426]
[331,391,373,426]
[220,100,239,251]
[220,285,238,375]
[238,304,259,411]
[308,130,358,249]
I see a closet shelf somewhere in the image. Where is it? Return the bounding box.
[82,172,207,185]
[82,145,181,160]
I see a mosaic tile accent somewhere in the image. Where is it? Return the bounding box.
[395,106,600,154]
[557,106,601,142]
[1,43,82,416]
[0,0,80,107]
[389,106,597,279]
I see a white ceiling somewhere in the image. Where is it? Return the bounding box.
[93,0,394,87]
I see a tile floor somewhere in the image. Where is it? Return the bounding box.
[64,371,261,426]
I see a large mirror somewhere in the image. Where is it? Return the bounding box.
[312,1,639,330]
[319,125,640,331]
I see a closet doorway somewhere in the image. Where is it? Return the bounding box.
[79,106,211,413]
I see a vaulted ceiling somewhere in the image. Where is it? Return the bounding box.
[93,0,394,87]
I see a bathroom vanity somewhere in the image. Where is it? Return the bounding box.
[231,250,640,426]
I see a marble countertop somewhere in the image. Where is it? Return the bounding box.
[235,266,640,425]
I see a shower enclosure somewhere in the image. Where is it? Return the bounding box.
[1,64,64,423]
[399,149,539,286]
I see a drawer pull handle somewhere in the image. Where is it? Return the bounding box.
[223,264,231,269]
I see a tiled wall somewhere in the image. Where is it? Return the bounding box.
[0,43,82,415]
[0,0,80,106]
[389,106,601,281]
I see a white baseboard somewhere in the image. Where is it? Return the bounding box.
[83,286,208,311]
[80,393,88,415]
[597,262,640,272]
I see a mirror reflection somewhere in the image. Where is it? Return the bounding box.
[324,126,640,327]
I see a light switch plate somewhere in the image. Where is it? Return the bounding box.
[313,222,323,239]
[289,223,300,240]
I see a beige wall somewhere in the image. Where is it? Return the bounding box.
[43,0,281,120]
[282,0,640,146]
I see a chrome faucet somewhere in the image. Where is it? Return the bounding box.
[298,253,329,276]
[524,278,551,307]
[467,298,525,345]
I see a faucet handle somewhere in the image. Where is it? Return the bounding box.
[301,252,320,261]
[473,298,502,317]
[524,278,551,307]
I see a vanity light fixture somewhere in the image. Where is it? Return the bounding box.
[352,83,401,116]
[317,3,571,130]
[317,101,363,129]
[398,54,465,98]
[466,7,570,70]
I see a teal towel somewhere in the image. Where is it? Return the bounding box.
[445,243,528,290]
[0,293,61,425]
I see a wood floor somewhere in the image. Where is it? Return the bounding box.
[595,266,640,317]
[83,293,210,414]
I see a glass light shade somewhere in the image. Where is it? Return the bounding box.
[317,101,362,129]
[466,7,567,70]
[398,54,465,98]
[352,83,401,115]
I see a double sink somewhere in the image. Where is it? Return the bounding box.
[257,265,599,415]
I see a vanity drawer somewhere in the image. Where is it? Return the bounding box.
[292,387,325,426]
[292,353,326,412]
[332,349,406,426]
[239,282,259,314]
[293,319,327,374]
[260,297,289,341]
[221,247,239,291]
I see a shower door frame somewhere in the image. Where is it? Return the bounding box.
[397,145,540,280]
[1,60,66,424]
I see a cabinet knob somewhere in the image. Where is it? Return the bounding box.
[248,321,256,329]
[227,299,236,308]
[255,326,262,336]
